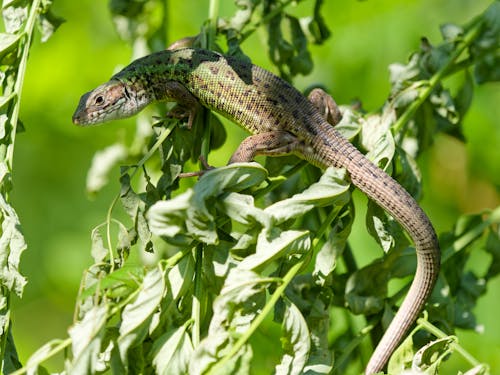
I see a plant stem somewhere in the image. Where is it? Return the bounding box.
[207,259,304,375]
[417,318,484,368]
[6,0,42,170]
[9,338,72,375]
[191,243,204,347]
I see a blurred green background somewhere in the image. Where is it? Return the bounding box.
[9,0,500,372]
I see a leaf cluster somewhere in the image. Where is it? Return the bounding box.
[0,0,62,372]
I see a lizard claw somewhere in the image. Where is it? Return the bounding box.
[178,156,214,178]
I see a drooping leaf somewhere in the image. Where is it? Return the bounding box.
[275,299,310,375]
[0,194,27,296]
[68,305,108,374]
[151,323,194,375]
[190,268,267,374]
[118,267,166,367]
[86,144,127,195]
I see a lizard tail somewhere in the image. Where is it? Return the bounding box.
[313,126,440,374]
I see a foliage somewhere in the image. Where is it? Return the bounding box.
[0,0,62,373]
[3,0,500,374]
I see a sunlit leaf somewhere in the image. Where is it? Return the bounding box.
[68,305,108,374]
[151,324,194,375]
[86,144,127,194]
[265,167,350,223]
[275,300,310,375]
[118,267,166,366]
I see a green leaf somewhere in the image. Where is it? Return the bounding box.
[68,305,108,374]
[79,264,144,301]
[24,339,67,374]
[167,252,195,300]
[151,324,193,375]
[265,167,350,224]
[313,205,353,285]
[185,163,267,244]
[190,269,266,373]
[239,229,311,271]
[412,336,456,372]
[387,332,416,374]
[90,226,108,263]
[118,267,166,366]
[360,107,396,168]
[0,194,27,296]
[218,192,269,227]
[86,144,127,195]
[37,8,65,43]
[0,33,21,63]
[120,171,153,253]
[345,260,389,315]
[3,327,22,373]
[275,300,310,375]
[147,189,193,245]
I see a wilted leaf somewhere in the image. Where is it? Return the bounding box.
[360,107,396,167]
[90,226,108,263]
[2,4,28,34]
[151,324,194,375]
[68,305,108,374]
[25,339,67,374]
[147,189,193,244]
[37,8,65,43]
[275,300,310,375]
[412,336,456,372]
[0,194,27,296]
[440,23,463,41]
[118,267,166,366]
[86,144,127,194]
[190,269,267,373]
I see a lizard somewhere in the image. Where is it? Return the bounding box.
[72,47,440,374]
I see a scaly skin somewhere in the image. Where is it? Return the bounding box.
[73,48,440,374]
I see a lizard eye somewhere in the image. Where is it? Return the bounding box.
[94,96,104,106]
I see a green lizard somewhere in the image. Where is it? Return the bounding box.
[73,48,440,374]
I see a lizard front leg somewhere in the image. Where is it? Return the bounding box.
[161,81,202,129]
[229,131,301,163]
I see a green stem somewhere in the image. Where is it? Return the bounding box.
[207,0,219,49]
[191,244,204,347]
[207,259,304,375]
[6,0,42,169]
[392,18,483,134]
[239,0,295,43]
[128,122,176,180]
[9,338,72,375]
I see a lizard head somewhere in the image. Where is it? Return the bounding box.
[72,80,146,126]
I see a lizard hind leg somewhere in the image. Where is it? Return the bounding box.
[229,131,301,164]
[307,88,342,126]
